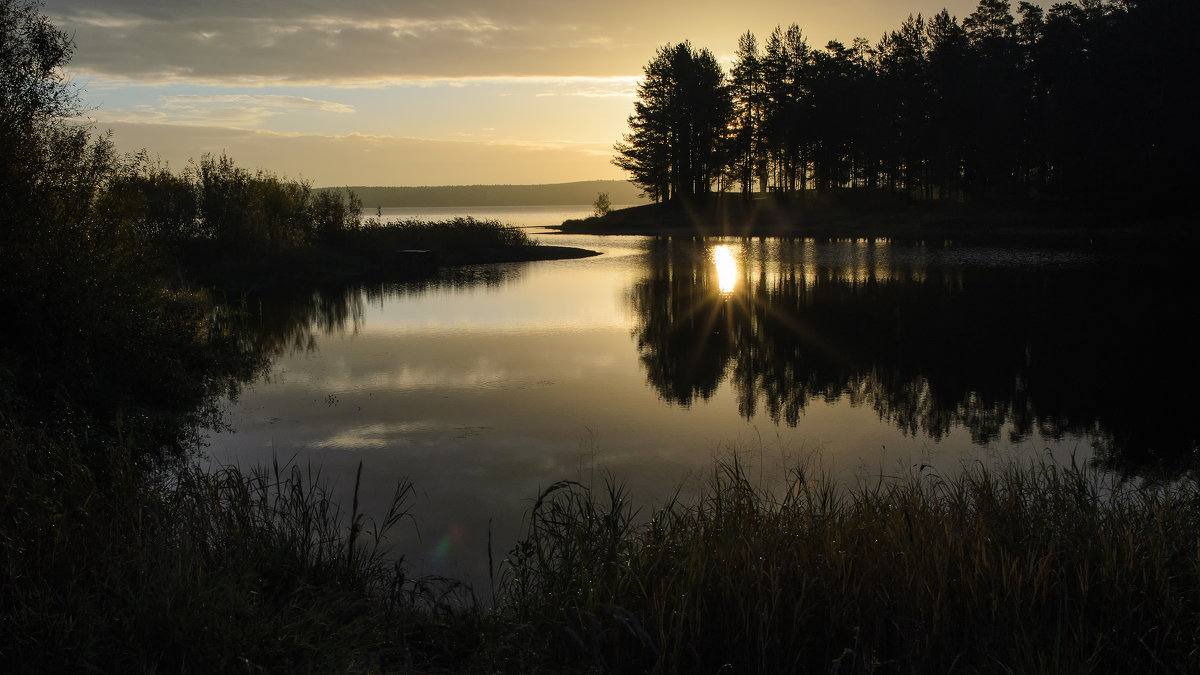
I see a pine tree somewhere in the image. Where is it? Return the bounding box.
[614,42,732,201]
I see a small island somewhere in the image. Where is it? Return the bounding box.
[556,193,1190,249]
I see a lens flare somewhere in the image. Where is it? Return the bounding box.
[431,523,464,562]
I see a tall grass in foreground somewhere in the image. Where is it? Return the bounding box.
[0,434,471,673]
[7,445,1200,673]
[498,459,1200,673]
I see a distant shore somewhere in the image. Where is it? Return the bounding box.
[552,194,1193,248]
[320,180,646,209]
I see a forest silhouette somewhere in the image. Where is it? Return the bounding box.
[616,0,1198,213]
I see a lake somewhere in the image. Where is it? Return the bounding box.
[204,205,1197,588]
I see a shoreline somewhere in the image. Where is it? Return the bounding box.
[177,242,601,293]
[551,197,1195,249]
[438,243,600,266]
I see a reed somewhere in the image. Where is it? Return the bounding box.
[345,216,536,262]
[7,428,1200,673]
[495,457,1200,673]
[0,434,463,673]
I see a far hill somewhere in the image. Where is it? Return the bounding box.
[321,180,645,208]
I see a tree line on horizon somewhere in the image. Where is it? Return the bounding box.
[615,0,1198,209]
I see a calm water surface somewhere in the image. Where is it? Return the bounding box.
[205,205,1197,585]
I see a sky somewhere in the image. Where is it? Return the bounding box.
[48,0,990,187]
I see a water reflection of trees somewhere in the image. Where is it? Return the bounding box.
[226,286,363,355]
[213,266,528,380]
[631,238,1198,471]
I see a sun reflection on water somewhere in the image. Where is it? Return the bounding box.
[713,244,738,295]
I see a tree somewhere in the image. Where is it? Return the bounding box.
[875,14,931,195]
[807,39,875,192]
[610,0,1197,210]
[964,0,1017,41]
[1,0,80,234]
[593,191,612,217]
[759,25,812,192]
[1,0,195,450]
[0,0,75,128]
[614,42,732,202]
[961,0,1024,195]
[728,31,766,196]
[1,0,97,313]
[926,9,970,198]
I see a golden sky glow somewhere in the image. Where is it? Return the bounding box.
[50,0,992,186]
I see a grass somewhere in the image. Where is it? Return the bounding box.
[495,456,1200,673]
[342,216,547,268]
[0,427,467,673]
[357,216,537,251]
[6,436,1200,672]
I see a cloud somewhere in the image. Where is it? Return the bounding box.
[162,94,355,114]
[44,0,652,82]
[51,0,991,185]
[535,89,636,99]
[164,93,350,111]
[45,1,994,84]
[91,94,355,129]
[97,121,623,185]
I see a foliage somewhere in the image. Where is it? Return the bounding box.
[614,0,1200,210]
[0,5,456,670]
[592,191,612,217]
[315,215,536,272]
[614,42,733,202]
[105,152,365,255]
[0,0,74,127]
[0,0,260,462]
[726,31,767,197]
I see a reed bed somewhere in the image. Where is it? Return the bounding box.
[7,438,1199,673]
[0,436,469,673]
[178,216,538,290]
[355,216,535,252]
[495,458,1200,673]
